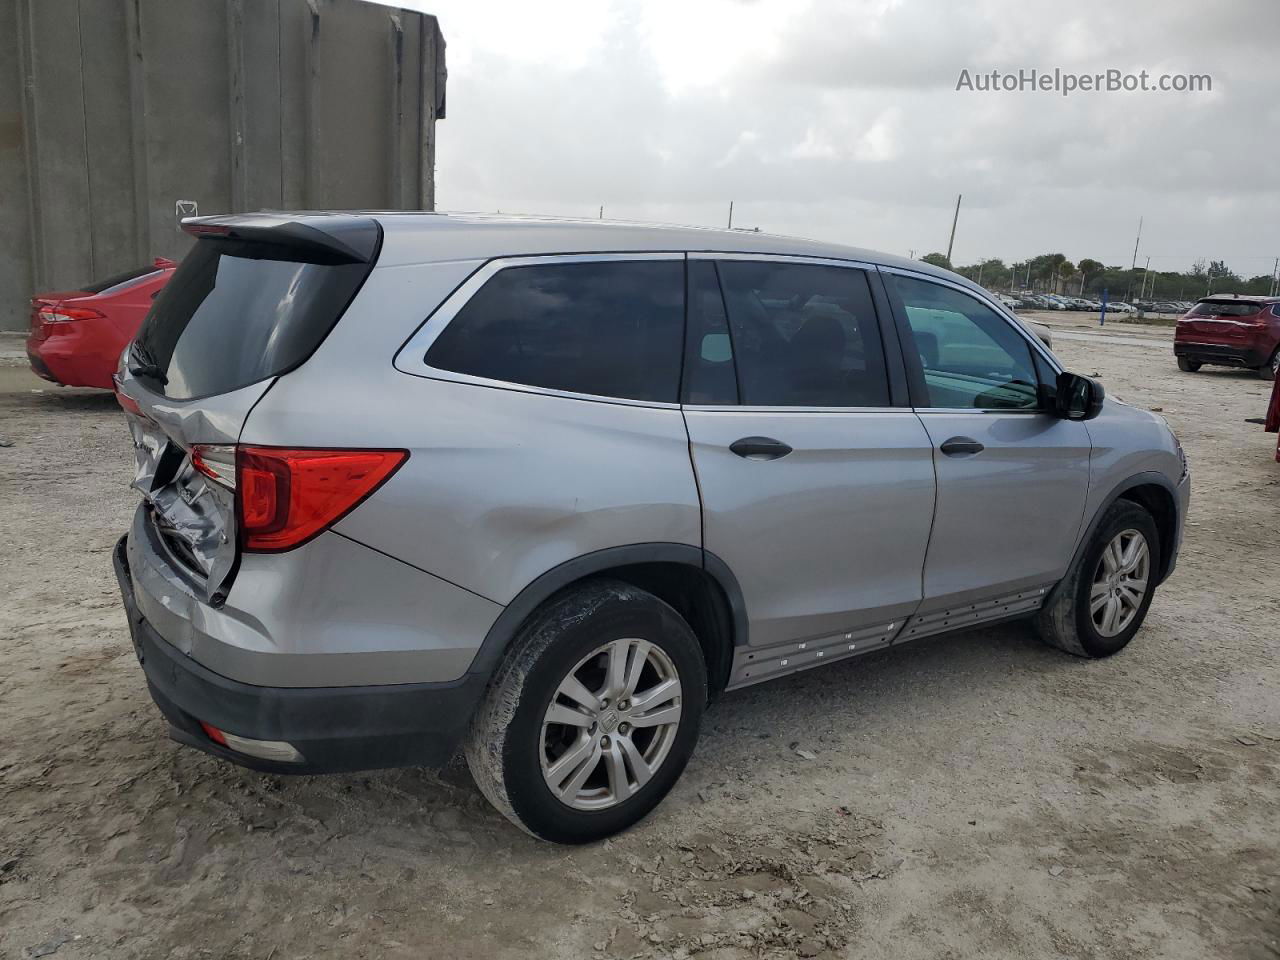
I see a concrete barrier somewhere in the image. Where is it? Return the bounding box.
[1,0,445,329]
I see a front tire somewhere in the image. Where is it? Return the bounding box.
[1177,357,1201,372]
[1036,500,1160,658]
[464,580,707,843]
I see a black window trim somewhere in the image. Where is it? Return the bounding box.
[877,265,1063,414]
[679,252,908,413]
[394,252,689,410]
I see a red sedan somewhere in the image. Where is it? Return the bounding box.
[27,259,175,389]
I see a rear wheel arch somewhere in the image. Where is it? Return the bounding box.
[470,545,745,697]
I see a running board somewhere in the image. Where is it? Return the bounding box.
[724,583,1055,691]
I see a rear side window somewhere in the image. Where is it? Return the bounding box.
[133,240,372,400]
[1189,300,1263,318]
[714,260,890,407]
[426,260,684,403]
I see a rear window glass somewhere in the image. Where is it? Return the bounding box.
[425,260,684,403]
[133,240,370,399]
[81,264,159,295]
[1189,300,1263,317]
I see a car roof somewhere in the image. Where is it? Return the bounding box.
[185,210,970,286]
[374,212,958,275]
[1196,293,1279,303]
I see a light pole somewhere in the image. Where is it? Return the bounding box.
[945,194,962,264]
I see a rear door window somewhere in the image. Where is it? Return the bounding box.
[425,260,685,403]
[133,240,373,400]
[712,260,890,407]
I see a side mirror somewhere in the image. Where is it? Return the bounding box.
[1056,372,1105,420]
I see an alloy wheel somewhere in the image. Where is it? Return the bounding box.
[1089,529,1150,638]
[540,638,683,811]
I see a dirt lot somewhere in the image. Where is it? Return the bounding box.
[2,318,1278,960]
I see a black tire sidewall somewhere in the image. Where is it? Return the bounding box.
[1071,503,1160,657]
[502,587,707,844]
[1259,348,1279,381]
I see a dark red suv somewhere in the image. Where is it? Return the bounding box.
[1174,295,1280,380]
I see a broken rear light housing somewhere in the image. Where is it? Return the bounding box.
[234,446,408,552]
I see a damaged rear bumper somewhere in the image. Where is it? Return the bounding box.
[112,535,485,774]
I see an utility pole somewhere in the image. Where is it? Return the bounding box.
[1271,257,1278,297]
[727,201,734,229]
[976,261,985,287]
[1130,216,1143,270]
[1025,261,1032,290]
[598,205,604,219]
[945,194,962,264]
[1140,256,1151,300]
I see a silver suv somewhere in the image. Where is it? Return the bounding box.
[112,213,1190,842]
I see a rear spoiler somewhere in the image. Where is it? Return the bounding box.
[181,214,381,264]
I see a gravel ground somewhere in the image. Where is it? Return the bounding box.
[2,320,1278,960]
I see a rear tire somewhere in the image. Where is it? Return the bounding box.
[1036,501,1160,658]
[1177,357,1201,372]
[464,580,706,843]
[1258,349,1279,381]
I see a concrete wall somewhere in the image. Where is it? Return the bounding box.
[1,0,445,330]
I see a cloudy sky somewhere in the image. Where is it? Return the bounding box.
[390,0,1278,277]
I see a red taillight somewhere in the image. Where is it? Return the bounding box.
[235,446,408,552]
[38,305,106,324]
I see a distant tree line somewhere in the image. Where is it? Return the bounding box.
[918,252,1276,301]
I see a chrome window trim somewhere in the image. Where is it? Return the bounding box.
[394,252,686,410]
[689,251,879,271]
[682,405,921,415]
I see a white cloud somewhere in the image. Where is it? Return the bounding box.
[385,0,1280,273]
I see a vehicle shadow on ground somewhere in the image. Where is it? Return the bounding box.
[21,388,119,413]
[319,619,1078,849]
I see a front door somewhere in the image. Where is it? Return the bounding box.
[681,256,936,683]
[882,270,1091,638]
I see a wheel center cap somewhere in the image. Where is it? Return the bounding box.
[599,710,619,733]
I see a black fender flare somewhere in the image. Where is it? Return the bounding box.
[465,543,749,681]
[1062,471,1182,593]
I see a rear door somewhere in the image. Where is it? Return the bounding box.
[115,215,381,600]
[881,269,1090,638]
[682,255,935,683]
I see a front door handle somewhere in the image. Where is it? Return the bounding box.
[730,436,793,460]
[940,436,985,456]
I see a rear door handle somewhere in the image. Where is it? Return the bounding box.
[730,436,793,460]
[940,436,985,457]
